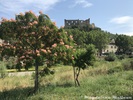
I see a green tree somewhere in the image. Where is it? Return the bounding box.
[73,44,96,86]
[65,29,87,48]
[86,30,109,56]
[115,34,132,54]
[0,11,74,92]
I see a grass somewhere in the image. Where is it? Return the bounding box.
[0,58,133,100]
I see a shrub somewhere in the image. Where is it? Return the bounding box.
[0,61,8,78]
[128,55,133,58]
[108,66,123,74]
[130,61,133,70]
[105,53,117,61]
[117,54,127,60]
[122,60,133,70]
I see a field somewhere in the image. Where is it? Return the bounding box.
[0,58,133,100]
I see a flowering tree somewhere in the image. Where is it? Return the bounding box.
[0,11,75,92]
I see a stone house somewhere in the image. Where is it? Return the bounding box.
[103,39,118,54]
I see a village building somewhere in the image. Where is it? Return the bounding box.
[103,39,118,54]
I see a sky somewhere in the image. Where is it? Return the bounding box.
[0,0,133,36]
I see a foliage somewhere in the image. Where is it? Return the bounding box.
[0,11,75,92]
[105,52,117,61]
[65,29,87,48]
[107,66,123,74]
[0,64,133,100]
[86,30,109,56]
[73,44,96,69]
[0,61,8,78]
[72,44,96,86]
[122,60,133,70]
[115,34,133,54]
[116,54,128,60]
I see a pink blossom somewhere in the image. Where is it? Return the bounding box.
[47,50,51,53]
[41,49,47,53]
[54,53,57,56]
[52,43,57,48]
[70,35,73,40]
[65,45,69,49]
[60,39,63,42]
[37,53,40,56]
[39,11,43,14]
[33,21,38,25]
[36,50,40,53]
[72,56,74,60]
[19,13,24,16]
[53,22,56,26]
[28,23,33,26]
[61,26,64,28]
[29,10,33,14]
[65,32,67,34]
[31,32,35,34]
[20,56,25,59]
[60,41,64,45]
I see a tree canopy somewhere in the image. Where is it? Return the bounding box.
[115,34,133,54]
[0,11,75,92]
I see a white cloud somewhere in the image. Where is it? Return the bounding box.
[71,0,93,8]
[109,16,133,24]
[109,16,133,36]
[0,0,61,18]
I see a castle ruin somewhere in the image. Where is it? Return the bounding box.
[64,18,95,29]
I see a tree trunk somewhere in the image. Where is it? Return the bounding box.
[34,59,39,92]
[75,67,80,86]
[73,67,80,87]
[73,66,76,87]
[34,49,39,93]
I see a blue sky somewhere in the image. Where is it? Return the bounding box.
[0,0,133,36]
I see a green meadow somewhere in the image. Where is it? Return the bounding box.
[0,58,133,100]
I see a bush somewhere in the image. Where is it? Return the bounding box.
[105,53,117,62]
[122,60,133,70]
[108,66,123,74]
[117,54,128,60]
[129,55,133,58]
[0,61,8,78]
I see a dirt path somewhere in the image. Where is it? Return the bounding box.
[8,71,35,76]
